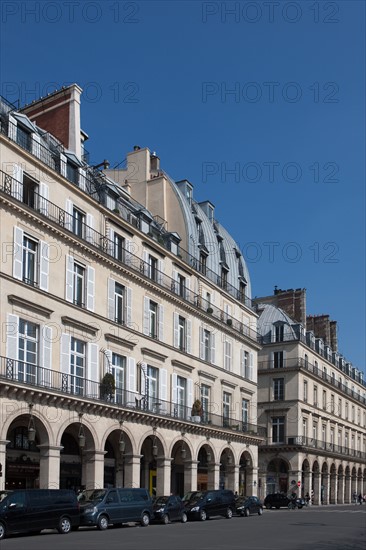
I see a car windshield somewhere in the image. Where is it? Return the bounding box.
[154,497,169,506]
[183,491,204,503]
[78,489,107,503]
[236,496,248,503]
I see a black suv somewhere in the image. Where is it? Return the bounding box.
[183,490,235,521]
[264,493,291,509]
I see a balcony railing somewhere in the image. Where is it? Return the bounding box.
[0,170,260,345]
[258,357,366,403]
[260,434,366,460]
[0,356,264,437]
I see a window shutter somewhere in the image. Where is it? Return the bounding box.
[126,286,132,327]
[87,343,99,382]
[186,319,192,354]
[158,259,164,284]
[199,327,204,360]
[104,349,112,373]
[108,227,115,256]
[86,213,94,244]
[60,153,67,177]
[143,297,150,335]
[65,199,73,230]
[240,348,245,377]
[187,378,193,410]
[172,373,178,404]
[41,324,52,386]
[158,304,164,341]
[13,226,23,280]
[86,266,95,311]
[32,132,41,158]
[8,114,17,141]
[249,352,254,381]
[60,334,70,374]
[173,312,179,348]
[143,251,149,276]
[139,362,147,396]
[79,168,86,191]
[39,182,49,215]
[160,368,167,402]
[185,277,190,298]
[125,239,132,266]
[127,357,136,393]
[65,255,74,302]
[12,164,23,200]
[108,278,115,320]
[39,240,49,292]
[211,332,216,364]
[6,314,19,361]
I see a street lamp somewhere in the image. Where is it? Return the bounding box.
[27,404,36,442]
[152,427,158,457]
[78,413,86,449]
[119,420,125,454]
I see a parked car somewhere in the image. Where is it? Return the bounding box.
[152,495,187,524]
[235,496,263,517]
[79,488,153,530]
[183,489,236,521]
[0,489,80,540]
[264,493,291,509]
[287,496,306,509]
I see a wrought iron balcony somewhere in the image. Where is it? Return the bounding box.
[260,434,366,460]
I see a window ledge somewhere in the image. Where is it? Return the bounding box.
[220,379,238,390]
[171,360,194,373]
[8,295,54,318]
[105,333,137,350]
[141,347,168,362]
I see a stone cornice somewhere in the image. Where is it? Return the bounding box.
[105,333,137,350]
[8,294,54,318]
[141,347,168,362]
[61,316,99,336]
[171,360,194,373]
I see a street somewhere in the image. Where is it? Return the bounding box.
[1,505,365,550]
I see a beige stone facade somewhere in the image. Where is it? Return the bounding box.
[0,87,261,496]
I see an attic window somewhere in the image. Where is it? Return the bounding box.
[186,185,192,205]
[207,204,214,222]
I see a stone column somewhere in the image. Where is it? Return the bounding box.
[83,450,106,490]
[38,444,63,489]
[313,472,321,505]
[0,440,10,491]
[124,454,143,488]
[303,471,311,499]
[232,464,240,495]
[208,462,221,490]
[183,460,199,494]
[156,457,173,496]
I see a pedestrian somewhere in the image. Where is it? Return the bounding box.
[352,491,357,503]
[358,493,363,505]
[305,492,310,506]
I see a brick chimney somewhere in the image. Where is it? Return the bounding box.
[21,83,82,159]
[306,315,338,350]
[253,287,306,325]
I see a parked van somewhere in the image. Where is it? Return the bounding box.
[0,489,80,540]
[183,489,236,521]
[79,488,153,530]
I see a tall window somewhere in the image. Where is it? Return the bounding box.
[220,267,228,290]
[239,281,246,303]
[313,423,318,442]
[224,340,232,371]
[148,254,158,281]
[114,233,125,262]
[203,329,210,361]
[18,319,38,383]
[242,399,249,430]
[111,353,126,404]
[303,418,308,439]
[114,282,125,324]
[345,402,349,420]
[176,376,187,418]
[313,385,318,406]
[338,398,342,417]
[322,390,327,410]
[22,234,38,285]
[201,384,210,423]
[223,392,231,425]
[73,262,85,306]
[178,316,186,351]
[72,207,85,238]
[177,274,186,298]
[243,350,249,378]
[322,424,326,447]
[149,301,158,339]
[303,380,308,402]
[146,365,158,409]
[22,173,38,207]
[330,394,335,413]
[199,252,207,275]
[273,378,284,401]
[275,324,284,342]
[272,417,285,443]
[304,354,309,369]
[70,337,85,395]
[273,351,284,368]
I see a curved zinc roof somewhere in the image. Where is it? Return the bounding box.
[170,180,252,298]
[257,303,297,340]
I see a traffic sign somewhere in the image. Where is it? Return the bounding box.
[297,481,301,487]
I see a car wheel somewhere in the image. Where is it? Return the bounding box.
[226,507,233,519]
[0,522,6,540]
[97,515,109,531]
[140,512,150,527]
[258,508,263,516]
[162,514,169,525]
[57,516,72,534]
[181,512,188,523]
[199,509,207,521]
[265,504,271,510]
[244,508,250,517]
[298,505,303,509]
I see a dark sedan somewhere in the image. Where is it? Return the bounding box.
[152,495,187,524]
[235,496,263,517]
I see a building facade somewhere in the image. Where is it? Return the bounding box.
[0,84,262,496]
[255,288,366,504]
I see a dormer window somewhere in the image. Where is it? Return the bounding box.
[199,251,207,275]
[274,323,284,342]
[66,160,78,185]
[186,185,192,205]
[207,204,214,222]
[220,266,228,290]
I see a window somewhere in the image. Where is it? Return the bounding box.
[331,394,335,414]
[18,319,38,383]
[338,398,342,417]
[242,350,249,377]
[345,402,349,420]
[313,423,318,442]
[345,432,348,448]
[17,125,32,152]
[70,337,85,395]
[176,376,187,418]
[73,262,85,307]
[303,418,308,438]
[22,173,38,207]
[114,233,125,262]
[239,281,246,303]
[322,425,326,445]
[223,392,231,425]
[313,385,318,406]
[111,353,126,404]
[114,282,125,324]
[304,354,309,369]
[146,365,158,409]
[177,274,186,298]
[322,390,327,410]
[199,251,207,275]
[272,417,285,443]
[273,378,284,400]
[330,428,334,447]
[224,340,232,371]
[67,161,79,185]
[242,399,249,429]
[178,316,186,351]
[72,207,85,238]
[148,254,158,282]
[199,327,216,364]
[22,234,38,285]
[220,266,228,290]
[201,384,210,423]
[352,405,355,423]
[275,324,284,342]
[338,430,342,448]
[273,351,284,368]
[303,380,308,402]
[149,300,158,339]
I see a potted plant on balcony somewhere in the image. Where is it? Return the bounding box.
[191,399,202,422]
[226,318,233,326]
[100,372,116,401]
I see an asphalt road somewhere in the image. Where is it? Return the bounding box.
[1,505,365,550]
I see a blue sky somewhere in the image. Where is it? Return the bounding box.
[1,1,365,372]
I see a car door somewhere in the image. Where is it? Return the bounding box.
[104,490,120,523]
[167,496,180,521]
[1,491,28,533]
